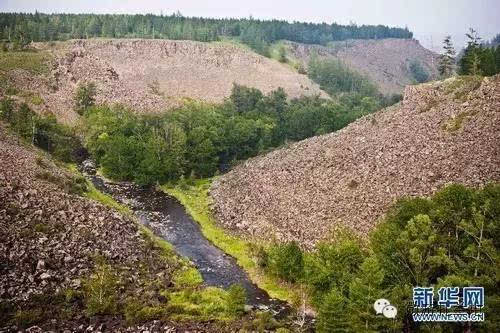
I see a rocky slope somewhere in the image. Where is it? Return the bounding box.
[285,38,440,95]
[9,39,327,124]
[210,75,500,248]
[0,125,221,331]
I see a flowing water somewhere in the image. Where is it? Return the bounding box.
[80,160,290,316]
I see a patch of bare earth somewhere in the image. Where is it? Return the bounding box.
[286,38,440,95]
[11,39,326,125]
[210,75,500,249]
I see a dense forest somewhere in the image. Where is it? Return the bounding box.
[0,12,413,54]
[261,183,500,332]
[80,86,382,184]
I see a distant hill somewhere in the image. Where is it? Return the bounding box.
[210,75,500,248]
[284,38,440,95]
[5,39,327,124]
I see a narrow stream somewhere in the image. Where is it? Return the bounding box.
[80,160,290,316]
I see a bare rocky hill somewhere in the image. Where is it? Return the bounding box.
[210,75,500,248]
[12,39,327,124]
[285,38,440,95]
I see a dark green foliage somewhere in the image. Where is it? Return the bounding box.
[459,28,500,76]
[263,184,499,331]
[308,55,379,97]
[74,81,96,115]
[316,289,350,333]
[304,231,366,305]
[1,98,82,162]
[409,60,429,83]
[439,35,456,78]
[0,12,413,55]
[230,84,263,114]
[371,183,500,331]
[82,84,381,185]
[267,241,304,282]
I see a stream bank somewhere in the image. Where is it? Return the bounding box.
[79,160,290,316]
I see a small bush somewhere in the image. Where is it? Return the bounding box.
[409,60,429,83]
[13,309,43,328]
[124,298,166,325]
[268,241,304,282]
[225,284,246,315]
[82,261,119,316]
[74,82,96,115]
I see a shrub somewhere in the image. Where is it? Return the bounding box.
[74,81,96,115]
[268,241,304,282]
[225,284,246,315]
[82,261,119,316]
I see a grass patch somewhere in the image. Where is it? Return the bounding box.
[173,267,203,289]
[166,287,233,321]
[0,50,51,75]
[442,111,469,133]
[444,75,483,101]
[162,179,298,303]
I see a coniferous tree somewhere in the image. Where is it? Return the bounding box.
[459,28,482,75]
[317,289,350,333]
[438,35,456,78]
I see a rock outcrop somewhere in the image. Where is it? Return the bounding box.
[210,75,500,248]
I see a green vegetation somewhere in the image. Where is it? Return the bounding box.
[173,267,203,288]
[306,54,403,107]
[74,81,96,115]
[0,12,412,56]
[82,84,383,185]
[459,28,500,76]
[82,258,119,316]
[162,180,298,302]
[409,60,430,83]
[0,98,83,162]
[0,49,51,74]
[258,183,500,331]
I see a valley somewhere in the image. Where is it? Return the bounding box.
[1,8,500,333]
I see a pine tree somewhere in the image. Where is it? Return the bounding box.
[459,28,482,75]
[317,288,350,333]
[348,256,387,332]
[438,35,456,78]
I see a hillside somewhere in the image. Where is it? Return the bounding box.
[6,39,326,124]
[210,75,500,248]
[284,38,440,95]
[0,125,228,331]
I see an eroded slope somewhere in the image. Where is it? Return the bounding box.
[210,76,500,248]
[11,39,326,124]
[286,38,440,95]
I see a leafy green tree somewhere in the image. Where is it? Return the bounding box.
[230,83,263,113]
[304,230,365,305]
[409,60,430,83]
[225,284,247,315]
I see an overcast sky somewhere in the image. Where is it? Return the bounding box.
[1,0,499,52]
